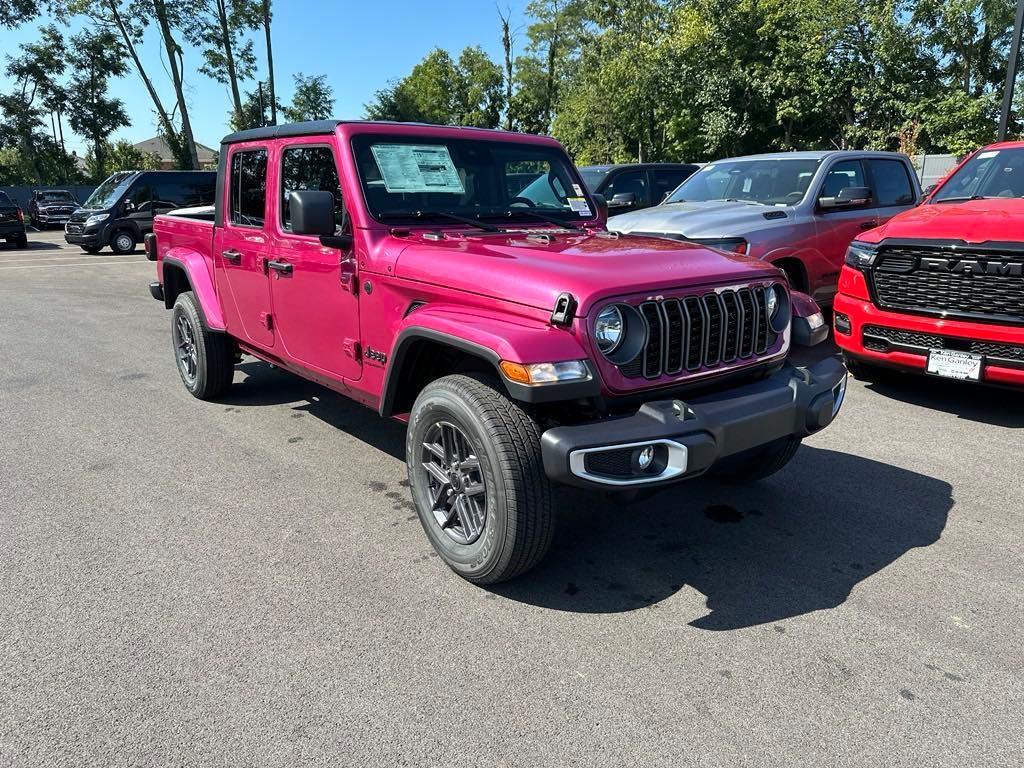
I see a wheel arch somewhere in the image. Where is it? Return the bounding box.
[161,253,227,331]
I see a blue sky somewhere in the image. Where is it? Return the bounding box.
[1,0,531,155]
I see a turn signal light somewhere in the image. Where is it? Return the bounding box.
[499,360,591,385]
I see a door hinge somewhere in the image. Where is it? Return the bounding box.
[344,338,361,360]
[261,311,273,330]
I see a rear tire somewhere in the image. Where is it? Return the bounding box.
[406,373,555,585]
[14,234,28,249]
[171,291,235,399]
[713,436,802,484]
[110,229,135,254]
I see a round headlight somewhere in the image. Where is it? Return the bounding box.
[767,284,790,333]
[595,305,624,354]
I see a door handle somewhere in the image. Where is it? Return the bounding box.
[267,259,293,275]
[339,257,358,294]
[858,221,877,230]
[222,248,242,263]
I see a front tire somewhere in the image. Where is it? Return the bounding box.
[110,229,136,254]
[713,436,802,484]
[171,291,235,399]
[406,373,555,585]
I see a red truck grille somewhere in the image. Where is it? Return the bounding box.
[870,245,1024,324]
[621,286,773,379]
[862,324,1024,365]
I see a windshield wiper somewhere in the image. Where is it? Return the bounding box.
[933,194,994,204]
[377,210,500,232]
[492,208,583,230]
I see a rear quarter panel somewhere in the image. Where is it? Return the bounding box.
[154,215,225,330]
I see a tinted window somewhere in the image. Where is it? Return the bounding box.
[280,146,346,231]
[0,191,12,205]
[868,160,914,206]
[127,182,153,213]
[230,150,268,227]
[153,175,216,213]
[603,170,648,206]
[820,160,866,200]
[652,169,693,203]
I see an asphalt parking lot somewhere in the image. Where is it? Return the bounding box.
[1,229,1021,767]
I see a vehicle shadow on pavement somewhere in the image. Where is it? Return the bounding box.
[493,446,953,629]
[863,375,1024,428]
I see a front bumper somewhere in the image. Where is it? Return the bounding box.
[64,225,103,247]
[541,358,847,489]
[834,293,1024,387]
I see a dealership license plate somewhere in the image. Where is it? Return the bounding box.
[66,225,82,234]
[926,349,982,381]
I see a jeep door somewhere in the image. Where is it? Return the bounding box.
[266,140,361,381]
[214,145,275,347]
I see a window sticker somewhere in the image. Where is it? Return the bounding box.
[370,144,465,194]
[568,197,592,216]
[977,150,999,160]
[572,183,584,196]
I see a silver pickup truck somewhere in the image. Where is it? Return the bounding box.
[607,150,921,306]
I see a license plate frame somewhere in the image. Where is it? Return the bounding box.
[926,349,983,381]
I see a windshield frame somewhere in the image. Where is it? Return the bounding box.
[664,157,822,207]
[82,171,137,210]
[929,147,1024,204]
[350,133,599,228]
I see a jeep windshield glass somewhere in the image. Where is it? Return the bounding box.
[351,135,596,225]
[39,191,75,202]
[82,172,135,210]
[665,158,821,206]
[931,148,1024,203]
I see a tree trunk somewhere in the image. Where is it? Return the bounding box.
[215,0,244,125]
[107,1,178,146]
[262,0,277,125]
[499,8,514,131]
[153,0,199,168]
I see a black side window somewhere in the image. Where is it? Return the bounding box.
[280,145,346,231]
[652,170,691,203]
[230,150,268,227]
[603,170,648,205]
[820,160,866,201]
[868,159,915,206]
[127,183,153,213]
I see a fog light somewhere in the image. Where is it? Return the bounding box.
[637,445,655,470]
[834,312,851,335]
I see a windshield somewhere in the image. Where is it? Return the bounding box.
[579,166,611,191]
[931,148,1024,202]
[0,191,11,206]
[665,158,821,206]
[82,172,135,209]
[351,135,596,225]
[39,191,75,203]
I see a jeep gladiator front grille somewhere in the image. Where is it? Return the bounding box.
[622,286,774,379]
[870,245,1024,324]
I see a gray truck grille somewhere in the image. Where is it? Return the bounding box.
[621,286,773,379]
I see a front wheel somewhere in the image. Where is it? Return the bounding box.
[171,291,235,399]
[406,374,555,585]
[110,230,136,254]
[712,436,802,485]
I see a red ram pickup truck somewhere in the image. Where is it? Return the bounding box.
[835,141,1024,388]
[148,120,847,584]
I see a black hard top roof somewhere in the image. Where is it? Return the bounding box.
[220,119,554,146]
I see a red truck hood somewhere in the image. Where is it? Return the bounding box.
[863,198,1024,244]
[391,230,780,315]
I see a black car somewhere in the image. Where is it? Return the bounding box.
[0,191,28,249]
[65,170,216,254]
[28,189,80,229]
[579,163,699,214]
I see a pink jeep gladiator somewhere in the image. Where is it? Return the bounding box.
[148,120,846,584]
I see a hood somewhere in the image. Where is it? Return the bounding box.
[607,200,789,237]
[69,208,105,223]
[391,229,780,315]
[862,198,1024,245]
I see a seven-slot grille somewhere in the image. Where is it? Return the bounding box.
[622,286,773,379]
[871,245,1024,323]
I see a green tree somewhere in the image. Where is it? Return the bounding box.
[66,27,131,181]
[282,72,335,122]
[86,138,161,176]
[188,0,262,129]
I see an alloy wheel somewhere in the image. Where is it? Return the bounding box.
[174,314,198,384]
[420,420,487,545]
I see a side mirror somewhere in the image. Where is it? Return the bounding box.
[290,190,337,236]
[123,199,135,212]
[819,185,872,209]
[608,191,637,209]
[922,184,936,199]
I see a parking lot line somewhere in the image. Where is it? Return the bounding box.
[0,253,144,264]
[0,260,152,271]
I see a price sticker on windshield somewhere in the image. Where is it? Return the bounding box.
[568,197,592,216]
[370,144,465,194]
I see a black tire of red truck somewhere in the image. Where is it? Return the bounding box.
[406,373,556,585]
[171,291,235,400]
